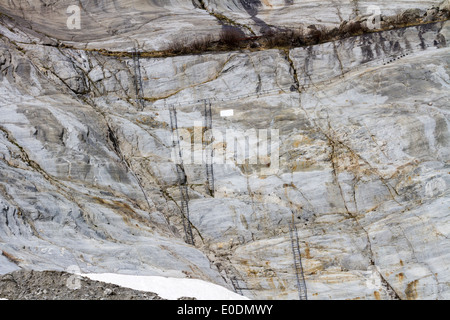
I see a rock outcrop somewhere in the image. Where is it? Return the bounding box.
[0,1,449,300]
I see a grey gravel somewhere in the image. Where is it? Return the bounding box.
[0,270,168,300]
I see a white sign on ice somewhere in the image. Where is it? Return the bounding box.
[220,109,234,117]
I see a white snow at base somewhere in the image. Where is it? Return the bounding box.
[82,273,249,300]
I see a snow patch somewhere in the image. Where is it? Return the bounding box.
[82,273,249,300]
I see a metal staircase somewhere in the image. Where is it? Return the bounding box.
[288,218,308,300]
[230,276,244,296]
[169,104,195,246]
[203,100,215,197]
[132,48,145,111]
[226,268,249,297]
[179,184,195,246]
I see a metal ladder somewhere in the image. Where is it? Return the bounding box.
[169,104,195,246]
[132,48,145,111]
[179,184,195,246]
[230,276,244,296]
[227,267,249,297]
[203,100,215,197]
[289,219,308,300]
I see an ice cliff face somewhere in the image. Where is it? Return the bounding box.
[0,0,449,300]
